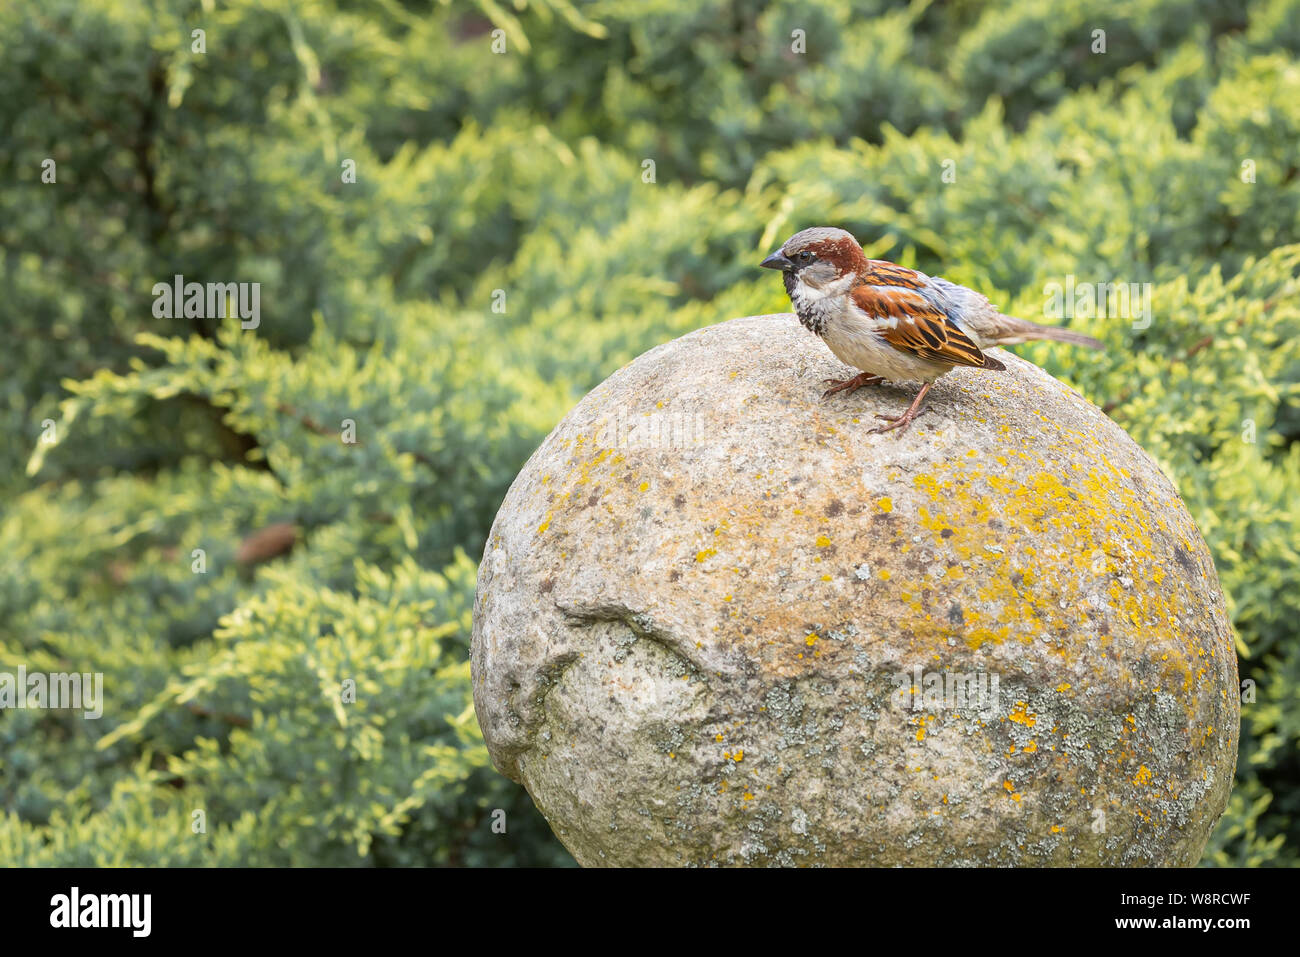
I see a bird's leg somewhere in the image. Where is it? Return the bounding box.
[868,382,933,435]
[821,372,883,399]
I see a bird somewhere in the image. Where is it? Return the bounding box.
[760,226,1102,434]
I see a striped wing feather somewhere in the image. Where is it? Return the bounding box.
[851,268,1004,371]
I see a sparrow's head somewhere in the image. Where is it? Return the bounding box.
[760,226,868,289]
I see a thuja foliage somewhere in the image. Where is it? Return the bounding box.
[1,0,1297,865]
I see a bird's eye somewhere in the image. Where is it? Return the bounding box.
[797,250,815,264]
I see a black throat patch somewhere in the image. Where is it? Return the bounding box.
[785,271,830,337]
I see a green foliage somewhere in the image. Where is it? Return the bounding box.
[1,0,1297,865]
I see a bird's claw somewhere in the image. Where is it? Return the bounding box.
[821,373,883,399]
[867,406,931,436]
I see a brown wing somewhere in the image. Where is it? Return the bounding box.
[851,270,1004,371]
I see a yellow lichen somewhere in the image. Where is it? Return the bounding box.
[1009,702,1037,727]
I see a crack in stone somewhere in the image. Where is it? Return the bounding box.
[554,598,708,676]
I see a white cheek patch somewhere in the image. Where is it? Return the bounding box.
[827,273,857,295]
[795,272,855,302]
[792,275,830,302]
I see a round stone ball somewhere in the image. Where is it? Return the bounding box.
[471,314,1240,867]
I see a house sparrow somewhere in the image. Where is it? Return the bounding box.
[761,227,1102,434]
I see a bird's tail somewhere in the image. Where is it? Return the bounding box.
[992,315,1103,350]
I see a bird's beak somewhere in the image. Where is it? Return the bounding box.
[760,250,794,271]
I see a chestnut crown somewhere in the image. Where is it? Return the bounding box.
[759,226,870,279]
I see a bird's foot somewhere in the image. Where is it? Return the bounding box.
[867,382,933,436]
[867,408,930,435]
[822,372,883,399]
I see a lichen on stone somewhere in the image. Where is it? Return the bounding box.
[471,315,1240,867]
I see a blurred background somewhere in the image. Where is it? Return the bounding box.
[1,0,1297,866]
